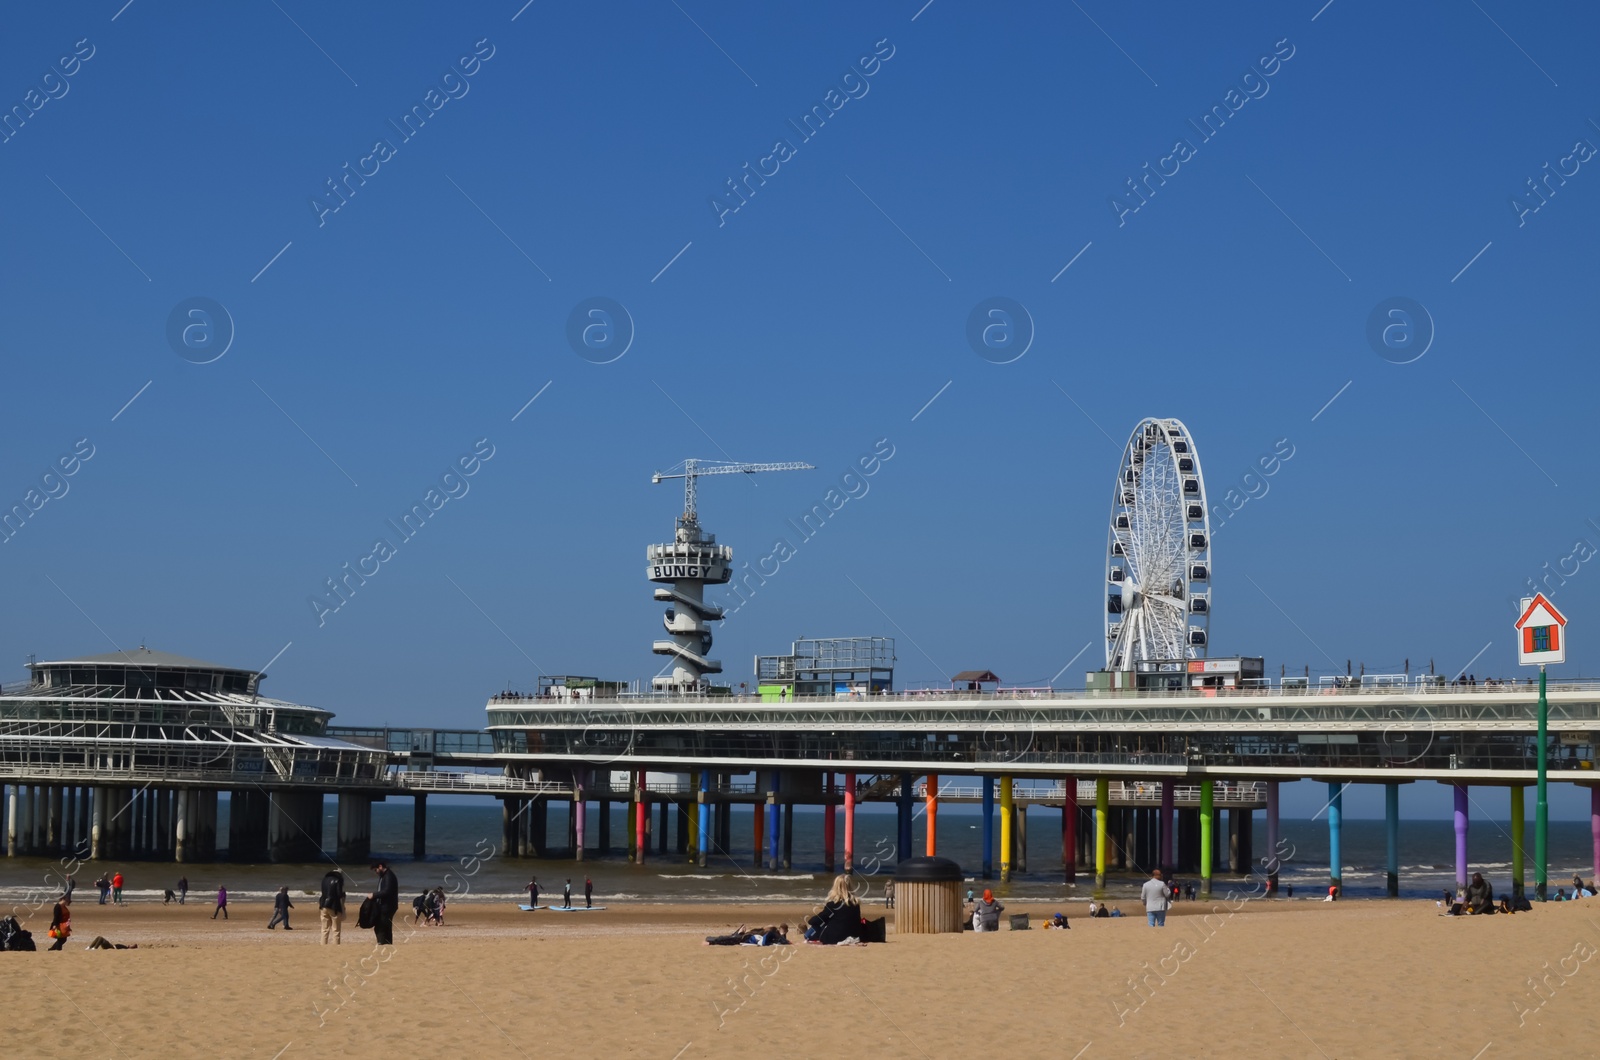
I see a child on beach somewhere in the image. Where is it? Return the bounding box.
[213,885,228,919]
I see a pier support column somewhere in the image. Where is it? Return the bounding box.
[1094,777,1108,892]
[1266,781,1280,893]
[925,774,938,857]
[751,793,762,870]
[5,785,16,857]
[47,785,62,855]
[896,774,913,863]
[574,793,586,862]
[1327,782,1343,896]
[766,793,779,872]
[782,803,793,869]
[843,773,856,873]
[697,771,710,868]
[1017,804,1028,874]
[599,797,611,856]
[657,798,669,856]
[172,789,185,863]
[1199,780,1215,898]
[1062,776,1077,883]
[336,794,372,871]
[635,792,647,865]
[1591,787,1600,889]
[1160,782,1175,874]
[822,774,835,872]
[999,776,1013,882]
[677,800,691,858]
[1385,784,1401,897]
[1453,783,1469,891]
[502,799,518,859]
[413,793,427,859]
[1510,784,1523,903]
[531,796,548,857]
[981,776,994,880]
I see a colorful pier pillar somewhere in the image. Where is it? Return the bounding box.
[1265,780,1280,893]
[1511,785,1526,899]
[767,794,780,872]
[843,772,856,872]
[752,795,764,869]
[1199,780,1214,897]
[823,774,836,872]
[1160,781,1175,873]
[982,776,994,880]
[897,774,914,860]
[1062,775,1077,883]
[697,770,711,867]
[635,794,647,865]
[1327,782,1343,894]
[574,792,586,862]
[925,774,938,857]
[1384,783,1399,897]
[1453,783,1469,890]
[1094,777,1109,892]
[999,776,1014,881]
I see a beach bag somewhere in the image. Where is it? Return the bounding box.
[357,897,377,929]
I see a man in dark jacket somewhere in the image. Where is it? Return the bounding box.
[267,886,294,930]
[1465,872,1494,915]
[318,870,345,945]
[370,861,399,944]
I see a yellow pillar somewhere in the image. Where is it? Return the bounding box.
[999,776,1013,881]
[1095,777,1109,892]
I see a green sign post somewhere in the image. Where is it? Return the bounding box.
[1515,593,1567,902]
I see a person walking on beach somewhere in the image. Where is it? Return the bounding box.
[1142,868,1171,928]
[64,875,76,900]
[318,869,345,944]
[369,860,399,945]
[47,895,71,951]
[95,874,110,905]
[527,877,540,909]
[267,886,294,930]
[563,879,573,908]
[584,876,593,909]
[177,876,188,905]
[111,870,125,905]
[213,885,228,919]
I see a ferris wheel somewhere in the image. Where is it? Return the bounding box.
[1105,418,1212,669]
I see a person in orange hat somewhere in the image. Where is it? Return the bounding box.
[973,889,1003,932]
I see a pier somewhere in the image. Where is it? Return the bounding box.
[5,647,1598,900]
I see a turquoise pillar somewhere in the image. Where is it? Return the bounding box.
[1327,782,1343,896]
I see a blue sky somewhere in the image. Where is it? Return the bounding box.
[1,2,1596,818]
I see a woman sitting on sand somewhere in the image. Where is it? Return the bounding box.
[808,875,865,945]
[1464,873,1494,915]
[972,890,1003,932]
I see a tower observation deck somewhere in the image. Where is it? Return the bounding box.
[649,459,812,692]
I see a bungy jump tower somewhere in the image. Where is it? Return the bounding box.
[648,459,812,692]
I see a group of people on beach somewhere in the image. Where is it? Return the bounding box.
[524,876,594,908]
[1439,872,1598,916]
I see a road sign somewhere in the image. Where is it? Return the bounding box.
[1516,593,1568,667]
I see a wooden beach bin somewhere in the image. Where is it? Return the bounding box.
[893,856,963,934]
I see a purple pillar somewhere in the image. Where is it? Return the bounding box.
[1591,787,1600,885]
[1160,782,1175,870]
[1453,783,1469,890]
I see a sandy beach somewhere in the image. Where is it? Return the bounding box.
[2,894,1597,1058]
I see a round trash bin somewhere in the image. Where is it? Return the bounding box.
[893,856,963,934]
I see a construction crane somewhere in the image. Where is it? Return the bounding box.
[651,458,814,528]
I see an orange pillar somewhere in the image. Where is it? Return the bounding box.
[925,774,939,856]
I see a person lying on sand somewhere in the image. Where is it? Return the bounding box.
[86,937,137,949]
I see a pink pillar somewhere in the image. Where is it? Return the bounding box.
[843,772,856,872]
[635,797,646,863]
